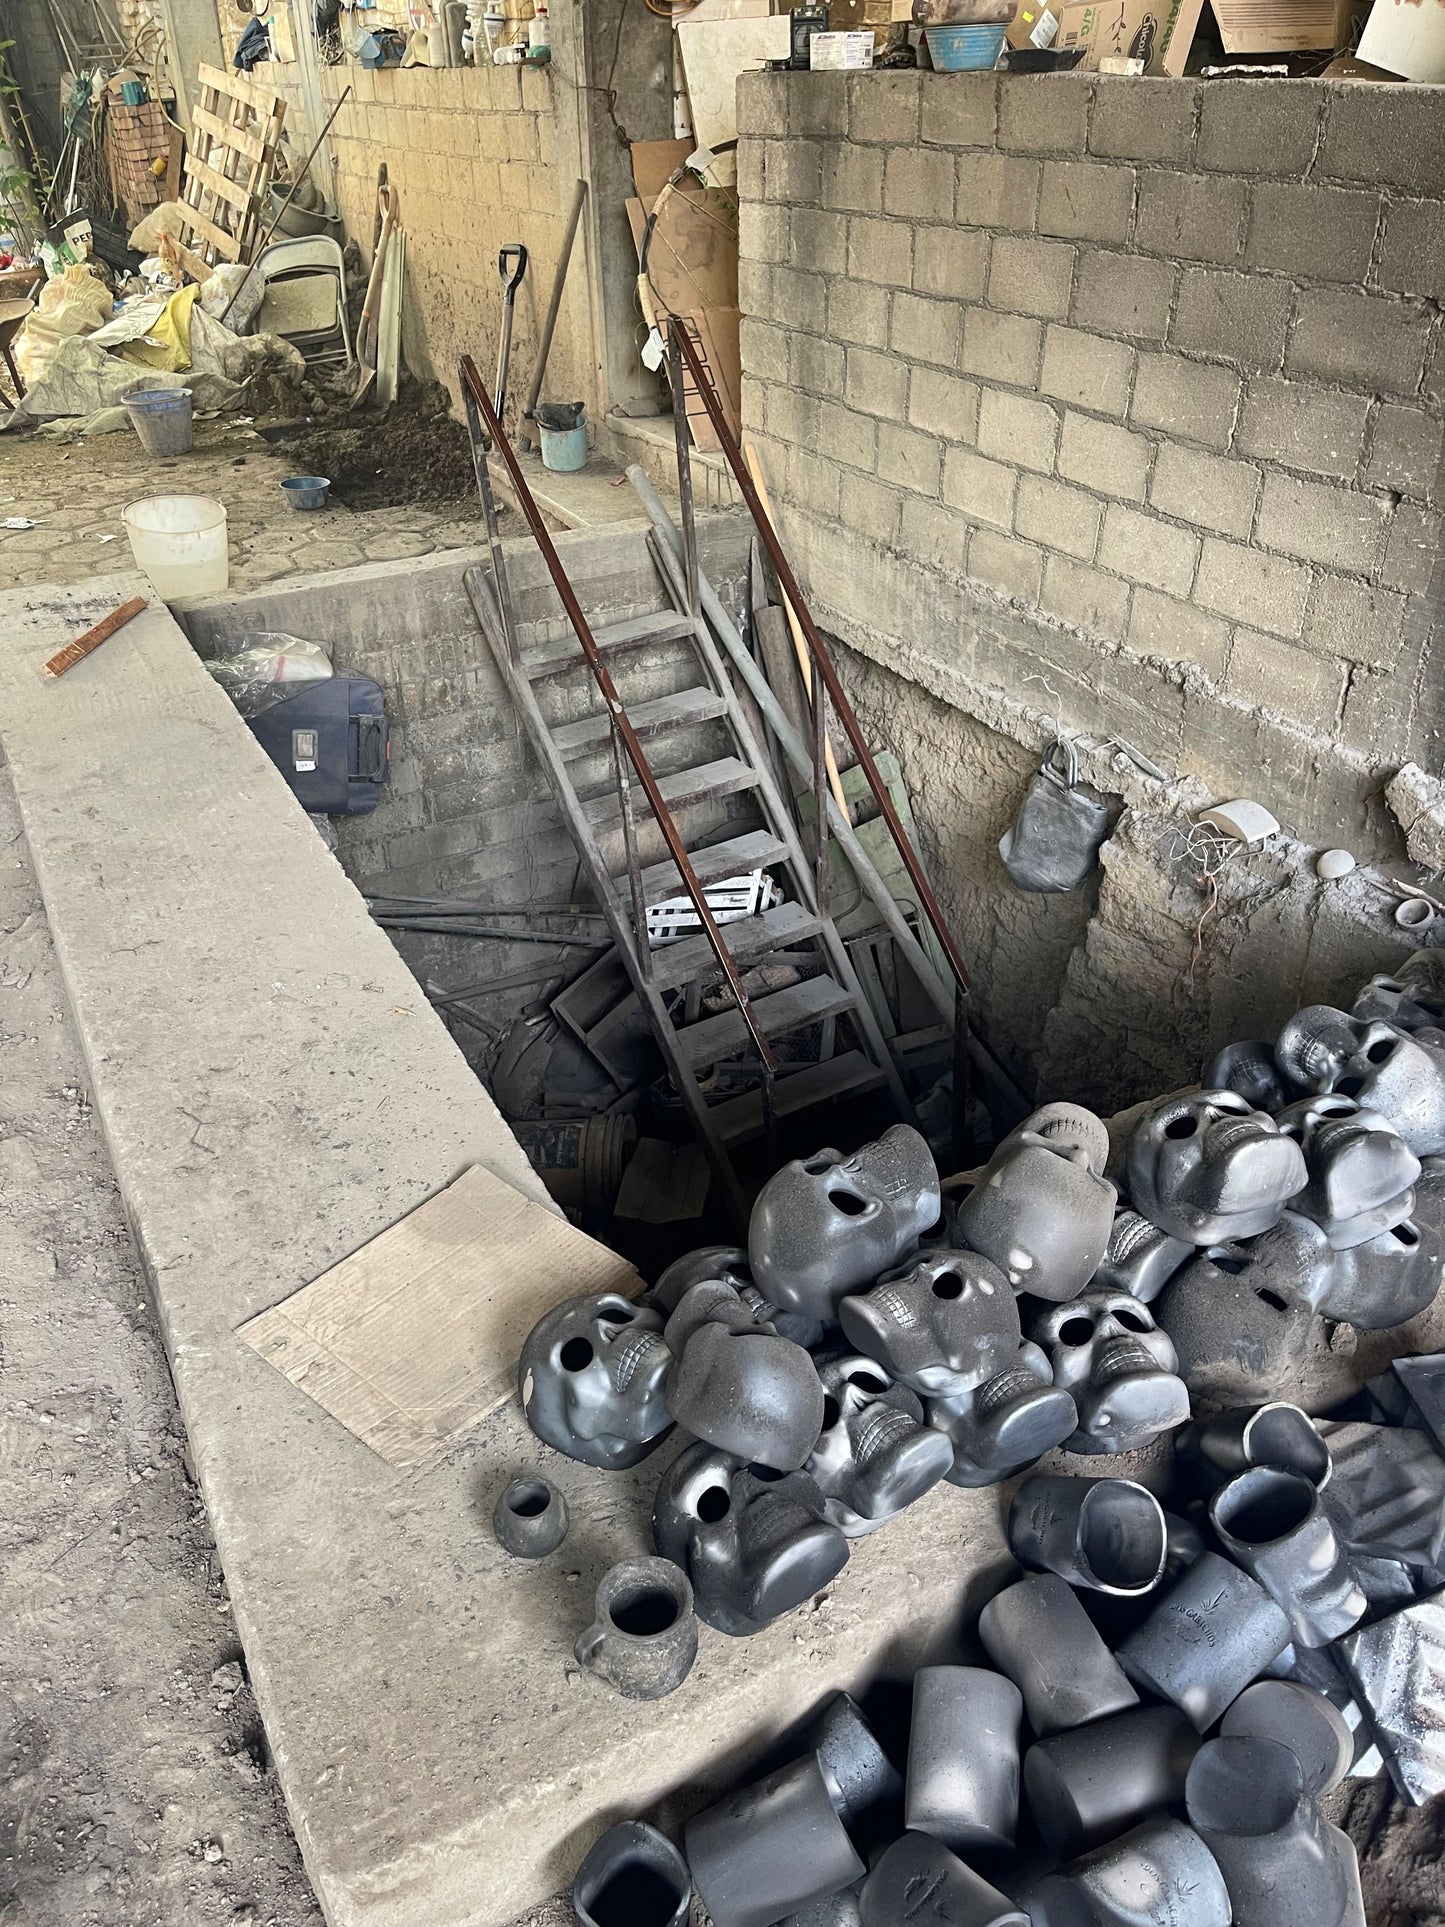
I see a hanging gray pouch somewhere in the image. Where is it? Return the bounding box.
[999,739,1114,893]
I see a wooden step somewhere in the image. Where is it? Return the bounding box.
[551,686,729,759]
[675,973,856,1070]
[712,1051,891,1145]
[635,830,789,908]
[585,757,760,837]
[520,611,699,681]
[649,899,826,991]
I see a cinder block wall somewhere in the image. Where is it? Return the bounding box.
[736,70,1445,858]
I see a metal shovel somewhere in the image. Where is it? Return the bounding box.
[493,243,528,421]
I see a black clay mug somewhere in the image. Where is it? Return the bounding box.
[575,1556,698,1701]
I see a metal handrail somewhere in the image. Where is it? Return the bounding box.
[669,324,974,999]
[457,353,780,1088]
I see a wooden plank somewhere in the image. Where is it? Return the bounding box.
[183,153,253,215]
[192,102,267,166]
[178,205,243,262]
[198,61,283,117]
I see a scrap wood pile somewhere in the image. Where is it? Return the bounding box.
[503,946,1445,1927]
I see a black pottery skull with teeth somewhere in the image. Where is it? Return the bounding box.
[1126,1090,1308,1246]
[953,1102,1118,1302]
[747,1124,942,1325]
[925,1340,1078,1487]
[803,1355,955,1536]
[1030,1289,1190,1455]
[837,1246,1021,1397]
[1275,1007,1445,1156]
[652,1441,850,1636]
[1202,1039,1298,1114]
[1093,1205,1194,1304]
[1274,1094,1420,1250]
[519,1293,673,1469]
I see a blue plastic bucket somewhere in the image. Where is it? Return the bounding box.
[124,386,194,457]
[539,419,587,472]
[281,475,332,512]
[925,23,1007,69]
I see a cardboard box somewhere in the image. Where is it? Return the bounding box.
[810,26,877,61]
[896,0,1012,21]
[1054,0,1205,73]
[1210,0,1351,52]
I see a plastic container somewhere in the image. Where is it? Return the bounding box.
[124,386,194,457]
[281,475,331,511]
[121,494,229,597]
[537,400,587,472]
[926,23,1007,68]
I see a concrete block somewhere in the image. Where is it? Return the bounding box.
[850,71,922,145]
[912,227,991,302]
[1376,200,1445,301]
[740,199,789,265]
[1196,79,1323,176]
[961,308,1043,386]
[1057,411,1153,501]
[848,213,914,288]
[822,145,885,213]
[1226,627,1345,732]
[909,365,981,442]
[1364,404,1444,502]
[1171,269,1292,372]
[1195,537,1311,636]
[878,420,944,496]
[845,344,912,418]
[891,289,962,367]
[1127,586,1231,676]
[901,494,972,570]
[769,265,829,335]
[956,151,1040,231]
[766,382,822,449]
[1072,250,1175,342]
[1150,442,1259,538]
[839,469,903,546]
[818,398,878,472]
[885,146,957,218]
[1040,325,1133,417]
[737,71,790,139]
[1318,88,1445,197]
[738,137,766,203]
[789,444,843,519]
[764,140,822,204]
[791,206,849,277]
[987,235,1076,319]
[1256,471,1387,572]
[1099,503,1199,597]
[1130,354,1239,449]
[997,72,1092,155]
[1137,171,1246,266]
[1037,161,1135,246]
[829,276,892,348]
[968,528,1045,602]
[789,73,849,140]
[738,257,772,316]
[1089,76,1198,163]
[1039,551,1131,638]
[942,446,1018,529]
[790,330,847,399]
[1380,502,1443,594]
[921,73,997,149]
[1014,474,1103,560]
[1235,378,1370,482]
[1307,573,1407,669]
[1385,762,1445,868]
[977,388,1060,474]
[1244,182,1381,283]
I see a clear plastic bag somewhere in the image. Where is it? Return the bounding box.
[207,633,333,718]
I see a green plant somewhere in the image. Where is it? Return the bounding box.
[0,41,48,240]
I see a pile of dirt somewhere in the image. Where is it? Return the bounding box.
[279,376,479,512]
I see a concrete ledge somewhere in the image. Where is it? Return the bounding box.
[1,555,1013,1927]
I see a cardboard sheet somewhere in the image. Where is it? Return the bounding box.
[676,16,792,150]
[240,1163,643,1467]
[1056,0,1205,71]
[1355,0,1442,75]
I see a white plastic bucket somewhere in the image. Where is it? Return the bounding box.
[121,494,229,597]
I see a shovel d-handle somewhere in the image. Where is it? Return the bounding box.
[497,244,529,298]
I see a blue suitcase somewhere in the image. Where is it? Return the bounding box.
[248,671,389,815]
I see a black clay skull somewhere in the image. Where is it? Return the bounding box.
[925,1339,1078,1488]
[953,1102,1118,1302]
[804,1355,954,1536]
[1093,1206,1194,1304]
[1155,1240,1316,1403]
[1031,1290,1190,1456]
[1202,1040,1296,1114]
[838,1246,1020,1397]
[518,1293,672,1469]
[1244,1207,1443,1332]
[1275,1095,1420,1250]
[1353,950,1445,1032]
[1126,1090,1308,1245]
[662,1287,825,1472]
[652,1440,850,1636]
[1276,1007,1445,1157]
[748,1125,942,1324]
[649,1246,757,1318]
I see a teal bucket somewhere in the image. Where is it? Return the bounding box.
[926,23,1007,69]
[536,401,587,473]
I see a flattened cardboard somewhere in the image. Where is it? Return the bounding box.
[1352,0,1437,71]
[1055,0,1205,71]
[676,15,792,150]
[1211,0,1350,51]
[239,1163,642,1467]
[904,0,1013,20]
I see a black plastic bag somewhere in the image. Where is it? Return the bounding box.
[998,739,1115,893]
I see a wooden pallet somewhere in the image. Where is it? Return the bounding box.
[176,64,285,266]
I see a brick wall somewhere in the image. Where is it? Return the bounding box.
[736,70,1445,856]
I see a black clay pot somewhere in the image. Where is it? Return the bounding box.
[1029,1817,1230,1927]
[905,1665,1023,1852]
[1009,1475,1168,1596]
[1209,1467,1366,1649]
[572,1821,691,1927]
[1023,1705,1200,1858]
[805,1690,903,1832]
[574,1556,697,1701]
[491,1475,569,1559]
[684,1754,865,1927]
[978,1575,1138,1736]
[1175,1402,1331,1493]
[1116,1551,1292,1732]
[1219,1680,1354,1799]
[860,1831,1027,1927]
